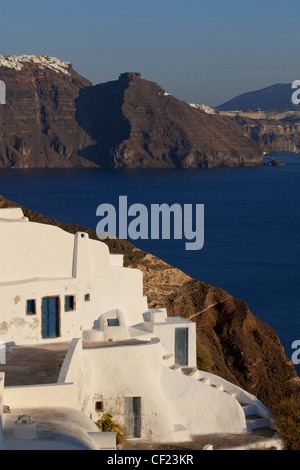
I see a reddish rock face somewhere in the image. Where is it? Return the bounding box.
[0,62,263,169]
[223,110,300,154]
[0,63,95,168]
[215,83,300,154]
[114,73,263,169]
[76,72,263,168]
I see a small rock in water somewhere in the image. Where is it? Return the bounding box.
[268,158,285,166]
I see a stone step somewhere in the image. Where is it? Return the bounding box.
[199,377,210,385]
[245,415,272,432]
[241,403,260,416]
[181,367,199,379]
[169,364,182,373]
[162,354,174,367]
[208,383,225,393]
[181,367,195,375]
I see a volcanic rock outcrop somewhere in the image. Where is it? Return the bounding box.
[0,56,262,168]
[75,71,262,168]
[0,195,298,411]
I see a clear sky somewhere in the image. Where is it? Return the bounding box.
[0,0,299,106]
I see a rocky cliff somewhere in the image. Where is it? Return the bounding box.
[191,104,300,154]
[0,195,298,411]
[75,72,262,168]
[214,82,300,153]
[0,56,262,168]
[220,109,300,154]
[0,55,95,168]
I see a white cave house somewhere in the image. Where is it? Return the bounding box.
[0,207,274,450]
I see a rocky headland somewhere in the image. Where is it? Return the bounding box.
[0,55,262,169]
[0,194,298,412]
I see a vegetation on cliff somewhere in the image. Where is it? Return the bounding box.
[274,397,300,450]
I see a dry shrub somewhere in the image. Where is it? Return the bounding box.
[196,338,214,372]
[273,396,300,450]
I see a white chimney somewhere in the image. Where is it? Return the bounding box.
[14,415,37,440]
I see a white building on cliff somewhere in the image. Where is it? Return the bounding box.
[0,207,276,450]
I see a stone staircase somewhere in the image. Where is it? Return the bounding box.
[241,404,273,432]
[163,355,275,434]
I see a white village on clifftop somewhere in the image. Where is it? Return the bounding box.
[0,207,282,450]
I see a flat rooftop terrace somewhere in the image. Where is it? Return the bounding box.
[0,339,151,386]
[0,343,71,386]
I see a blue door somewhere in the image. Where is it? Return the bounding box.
[42,297,59,339]
[124,397,141,438]
[175,328,189,366]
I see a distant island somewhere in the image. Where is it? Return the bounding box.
[216,83,297,113]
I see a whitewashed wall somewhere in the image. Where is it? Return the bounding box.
[59,338,246,440]
[0,215,145,345]
[81,338,178,442]
[58,338,85,410]
[161,367,247,434]
[4,383,76,408]
[143,313,196,367]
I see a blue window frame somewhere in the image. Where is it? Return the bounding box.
[84,294,90,302]
[26,299,36,315]
[107,318,120,327]
[65,295,75,312]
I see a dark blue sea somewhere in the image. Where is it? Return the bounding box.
[0,153,299,376]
